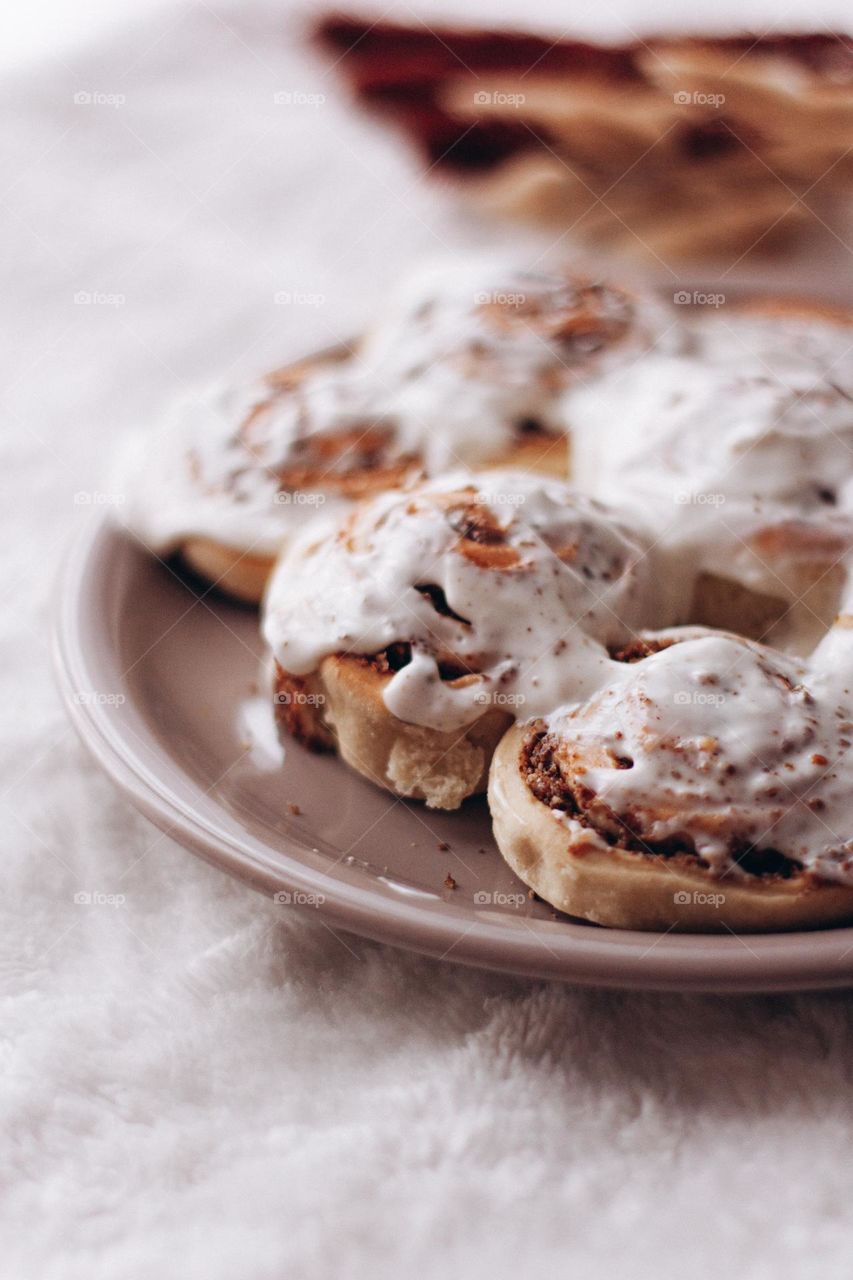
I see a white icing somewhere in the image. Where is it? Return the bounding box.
[262,471,676,733]
[118,365,359,557]
[119,255,853,886]
[535,310,853,885]
[543,623,853,886]
[351,258,681,472]
[568,310,853,602]
[120,255,680,557]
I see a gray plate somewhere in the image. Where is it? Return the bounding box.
[53,514,853,992]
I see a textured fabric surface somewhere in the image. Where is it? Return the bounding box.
[4,3,853,1277]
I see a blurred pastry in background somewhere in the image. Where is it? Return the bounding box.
[121,256,672,602]
[316,18,853,259]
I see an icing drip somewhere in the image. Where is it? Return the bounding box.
[262,471,674,733]
[541,622,853,886]
[120,256,680,556]
[568,310,853,606]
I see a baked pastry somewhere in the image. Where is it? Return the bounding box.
[122,258,676,602]
[263,471,679,809]
[317,18,853,258]
[568,299,853,653]
[489,623,853,931]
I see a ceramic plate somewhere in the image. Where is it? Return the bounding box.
[53,515,853,992]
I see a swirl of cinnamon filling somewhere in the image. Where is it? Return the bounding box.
[122,257,680,563]
[565,306,853,651]
[522,628,853,885]
[263,470,674,734]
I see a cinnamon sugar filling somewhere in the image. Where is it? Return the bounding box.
[520,727,803,881]
[353,644,476,683]
[607,635,677,663]
[479,279,634,350]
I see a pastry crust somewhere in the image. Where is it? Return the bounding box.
[488,724,853,932]
[317,19,853,259]
[690,564,846,655]
[275,657,511,809]
[681,295,853,652]
[264,470,658,808]
[735,296,853,327]
[177,433,570,605]
[181,538,276,605]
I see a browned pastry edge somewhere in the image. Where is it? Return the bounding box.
[488,723,853,932]
[274,656,512,809]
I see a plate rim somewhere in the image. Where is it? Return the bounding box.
[53,513,853,993]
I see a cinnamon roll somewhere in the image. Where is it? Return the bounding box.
[121,257,678,602]
[569,299,853,653]
[489,624,853,931]
[262,471,677,809]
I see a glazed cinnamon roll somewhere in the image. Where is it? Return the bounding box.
[569,298,853,653]
[489,624,853,931]
[262,471,678,809]
[121,257,679,602]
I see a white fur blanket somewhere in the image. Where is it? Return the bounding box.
[5,2,853,1276]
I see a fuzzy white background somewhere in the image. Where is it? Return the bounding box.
[4,1,853,1277]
